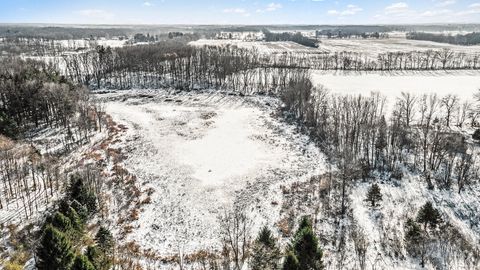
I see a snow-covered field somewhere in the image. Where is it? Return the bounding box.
[191,37,480,59]
[312,70,480,111]
[101,90,325,255]
[318,38,480,57]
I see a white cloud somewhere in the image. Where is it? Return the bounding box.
[419,9,451,17]
[223,8,251,17]
[266,3,283,11]
[328,4,363,16]
[256,3,283,13]
[143,1,153,6]
[435,0,456,7]
[223,8,247,14]
[385,2,409,15]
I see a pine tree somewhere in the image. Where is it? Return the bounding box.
[70,199,89,222]
[365,183,383,207]
[283,251,300,270]
[95,226,114,252]
[284,216,323,270]
[404,218,428,267]
[70,174,97,214]
[416,202,442,230]
[64,206,83,231]
[36,225,74,270]
[293,226,323,270]
[86,227,114,270]
[296,216,313,236]
[71,254,96,270]
[250,226,281,270]
[0,111,19,138]
[50,212,73,233]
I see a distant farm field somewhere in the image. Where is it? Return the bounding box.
[311,70,480,101]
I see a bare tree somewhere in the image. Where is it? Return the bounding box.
[350,224,369,270]
[219,208,252,270]
[442,94,459,127]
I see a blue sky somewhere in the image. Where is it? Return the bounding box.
[1,0,480,24]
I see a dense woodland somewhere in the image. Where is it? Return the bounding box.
[407,32,480,46]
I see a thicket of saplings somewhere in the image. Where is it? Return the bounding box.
[407,31,480,46]
[62,41,480,93]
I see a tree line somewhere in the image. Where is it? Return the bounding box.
[263,29,319,48]
[407,32,480,46]
[60,42,480,94]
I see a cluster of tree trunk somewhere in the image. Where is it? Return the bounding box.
[0,57,104,223]
[0,57,99,139]
[62,41,311,93]
[61,42,480,93]
[281,76,479,193]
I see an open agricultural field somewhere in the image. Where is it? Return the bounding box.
[312,70,480,111]
[191,36,480,61]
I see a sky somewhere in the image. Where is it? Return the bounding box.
[1,0,480,25]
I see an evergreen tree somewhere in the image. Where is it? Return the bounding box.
[95,226,114,252]
[284,216,323,270]
[36,225,74,270]
[86,227,114,270]
[64,206,83,232]
[473,129,480,141]
[0,111,19,138]
[283,251,300,270]
[365,183,383,207]
[416,202,442,230]
[250,226,281,270]
[70,199,89,222]
[71,254,96,270]
[296,216,313,236]
[70,174,97,214]
[404,218,428,267]
[292,226,323,270]
[50,212,73,233]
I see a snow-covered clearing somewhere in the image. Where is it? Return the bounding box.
[318,38,480,58]
[101,90,325,255]
[312,70,480,112]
